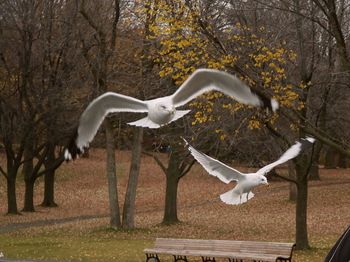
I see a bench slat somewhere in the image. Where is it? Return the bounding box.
[153,238,295,247]
[153,238,294,256]
[155,238,294,246]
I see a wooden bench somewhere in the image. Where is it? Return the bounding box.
[144,238,295,262]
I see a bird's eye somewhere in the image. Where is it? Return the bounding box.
[160,105,166,109]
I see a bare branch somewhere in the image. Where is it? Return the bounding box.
[0,165,7,179]
[110,0,120,50]
[36,154,65,179]
[142,151,167,174]
[272,172,297,184]
[179,159,196,179]
[302,124,350,158]
[79,0,102,38]
[252,0,330,32]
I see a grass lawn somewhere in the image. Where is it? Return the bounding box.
[0,149,349,261]
[0,229,340,261]
[0,234,151,262]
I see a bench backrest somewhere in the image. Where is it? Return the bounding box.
[154,238,295,257]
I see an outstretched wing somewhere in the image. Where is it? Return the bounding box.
[183,139,244,184]
[66,92,148,159]
[171,69,278,112]
[257,137,315,175]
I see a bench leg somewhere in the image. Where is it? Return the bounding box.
[173,255,188,262]
[201,257,216,262]
[145,253,160,262]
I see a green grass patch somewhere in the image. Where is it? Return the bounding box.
[0,235,152,262]
[294,246,330,262]
[293,237,338,262]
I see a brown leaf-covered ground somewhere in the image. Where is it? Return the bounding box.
[0,149,349,261]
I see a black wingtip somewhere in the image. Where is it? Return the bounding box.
[65,129,82,161]
[262,97,279,113]
[300,137,315,151]
[251,88,279,112]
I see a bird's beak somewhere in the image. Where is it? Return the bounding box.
[266,182,269,187]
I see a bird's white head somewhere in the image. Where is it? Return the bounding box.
[256,175,269,186]
[158,103,175,114]
[148,101,176,125]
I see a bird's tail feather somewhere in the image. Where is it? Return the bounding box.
[169,110,191,123]
[220,189,254,205]
[127,117,161,128]
[127,110,191,128]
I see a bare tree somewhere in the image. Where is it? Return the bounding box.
[78,0,121,228]
[0,0,63,213]
[148,127,195,224]
[184,0,350,250]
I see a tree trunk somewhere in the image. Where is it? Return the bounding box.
[163,172,180,224]
[22,178,36,212]
[294,158,310,250]
[288,162,297,202]
[308,164,319,180]
[309,141,322,180]
[41,170,57,207]
[122,127,143,229]
[162,150,181,225]
[7,173,19,214]
[324,147,337,169]
[41,144,58,207]
[337,153,348,168]
[105,118,121,228]
[22,144,35,212]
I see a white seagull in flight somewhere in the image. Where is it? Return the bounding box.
[65,69,278,160]
[183,137,315,205]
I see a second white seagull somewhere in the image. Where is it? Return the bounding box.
[184,137,315,205]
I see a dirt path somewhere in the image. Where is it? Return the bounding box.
[0,214,108,234]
